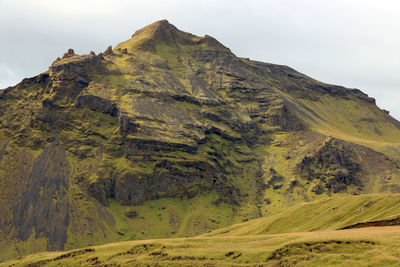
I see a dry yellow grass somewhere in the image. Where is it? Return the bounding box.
[2,226,400,266]
[206,194,400,237]
[3,194,400,266]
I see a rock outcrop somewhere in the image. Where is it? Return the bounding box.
[298,139,362,193]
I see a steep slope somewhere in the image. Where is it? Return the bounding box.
[206,194,400,236]
[0,20,400,260]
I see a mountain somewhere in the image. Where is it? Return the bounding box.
[0,20,400,261]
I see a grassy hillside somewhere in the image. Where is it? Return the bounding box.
[104,192,239,241]
[3,227,400,266]
[2,194,400,266]
[297,93,400,158]
[206,194,400,236]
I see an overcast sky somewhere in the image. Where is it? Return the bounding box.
[1,0,399,119]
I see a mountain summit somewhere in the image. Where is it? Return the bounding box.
[0,20,400,260]
[117,19,230,53]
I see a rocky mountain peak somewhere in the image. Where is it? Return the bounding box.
[62,48,75,59]
[131,19,178,39]
[116,19,230,53]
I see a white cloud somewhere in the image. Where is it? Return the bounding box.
[0,64,20,88]
[2,0,125,17]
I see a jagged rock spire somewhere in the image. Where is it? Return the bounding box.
[62,48,75,59]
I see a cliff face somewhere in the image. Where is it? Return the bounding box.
[1,20,400,260]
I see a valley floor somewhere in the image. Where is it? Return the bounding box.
[2,226,400,266]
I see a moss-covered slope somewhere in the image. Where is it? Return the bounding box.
[206,194,400,237]
[0,20,399,260]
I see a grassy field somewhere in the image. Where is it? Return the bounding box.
[2,226,400,266]
[2,194,400,266]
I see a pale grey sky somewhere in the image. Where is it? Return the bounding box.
[0,0,399,119]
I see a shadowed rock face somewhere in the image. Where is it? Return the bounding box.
[0,20,400,259]
[76,95,118,116]
[298,139,362,193]
[13,141,70,250]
